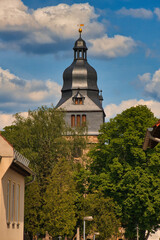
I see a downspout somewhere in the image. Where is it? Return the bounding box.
[25,174,36,186]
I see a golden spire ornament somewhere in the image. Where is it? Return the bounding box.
[78,24,84,37]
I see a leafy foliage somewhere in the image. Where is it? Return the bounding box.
[24,180,41,236]
[1,106,87,238]
[82,192,120,240]
[43,158,77,238]
[89,105,160,240]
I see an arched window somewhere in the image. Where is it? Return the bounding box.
[71,115,75,127]
[82,114,86,124]
[79,50,82,58]
[77,115,81,127]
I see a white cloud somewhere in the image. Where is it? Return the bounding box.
[0,1,105,48]
[0,112,28,130]
[117,7,153,19]
[138,73,151,83]
[0,113,15,129]
[0,0,36,30]
[154,8,160,20]
[0,0,136,58]
[105,99,160,121]
[88,34,136,58]
[33,3,105,40]
[139,69,160,100]
[0,67,61,112]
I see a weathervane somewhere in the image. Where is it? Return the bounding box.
[77,24,84,37]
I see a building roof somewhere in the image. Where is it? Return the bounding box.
[11,149,35,177]
[56,31,103,111]
[143,120,160,150]
[73,36,88,51]
[62,58,98,92]
[58,94,103,112]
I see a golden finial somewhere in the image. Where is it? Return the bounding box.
[77,24,84,37]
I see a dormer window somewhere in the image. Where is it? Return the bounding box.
[72,91,85,105]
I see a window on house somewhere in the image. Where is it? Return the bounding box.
[12,183,15,222]
[71,115,75,127]
[75,98,78,105]
[82,115,86,126]
[77,115,81,127]
[75,98,83,105]
[17,184,20,223]
[7,180,11,223]
[79,98,83,104]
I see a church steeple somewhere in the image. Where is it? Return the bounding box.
[56,29,105,135]
[61,28,99,93]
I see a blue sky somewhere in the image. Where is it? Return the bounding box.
[0,0,160,129]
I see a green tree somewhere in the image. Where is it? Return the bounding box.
[2,106,68,236]
[43,158,77,238]
[1,105,87,238]
[89,105,160,240]
[82,192,120,240]
[24,180,41,237]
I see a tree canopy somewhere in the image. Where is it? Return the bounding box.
[3,105,158,240]
[43,158,77,238]
[89,105,160,240]
[1,106,87,238]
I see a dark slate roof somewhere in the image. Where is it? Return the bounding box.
[56,95,71,108]
[73,37,88,51]
[62,59,98,92]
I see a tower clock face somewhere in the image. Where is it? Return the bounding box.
[77,41,83,47]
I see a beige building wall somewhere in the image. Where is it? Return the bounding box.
[0,134,13,180]
[0,135,25,240]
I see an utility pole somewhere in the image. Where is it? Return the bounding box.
[83,219,85,240]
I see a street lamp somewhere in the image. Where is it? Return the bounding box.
[136,225,139,240]
[83,216,93,240]
[93,232,100,240]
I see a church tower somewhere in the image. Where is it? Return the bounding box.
[56,28,105,136]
